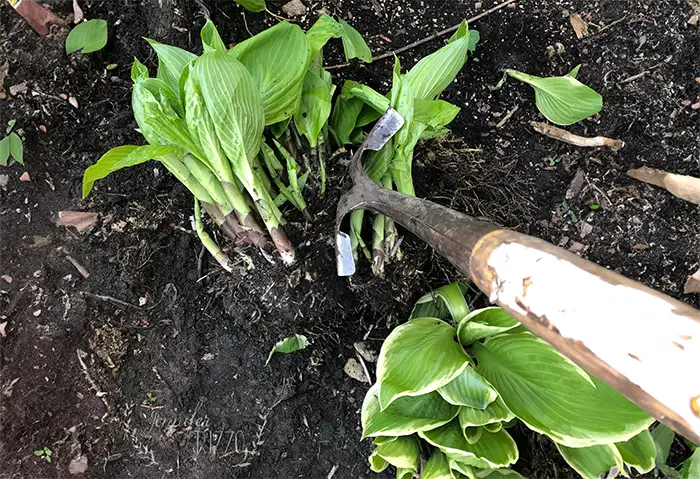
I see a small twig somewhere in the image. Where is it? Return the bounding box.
[620,55,673,84]
[596,14,628,33]
[65,254,90,279]
[531,121,625,151]
[81,291,143,310]
[356,353,372,384]
[495,104,519,128]
[326,0,516,70]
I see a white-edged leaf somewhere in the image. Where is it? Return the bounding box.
[397,468,414,479]
[615,428,656,474]
[339,19,372,62]
[449,459,476,479]
[420,418,519,469]
[403,20,474,100]
[374,435,420,470]
[66,19,108,54]
[556,443,623,479]
[361,384,459,438]
[477,468,527,479]
[422,449,453,479]
[376,317,470,409]
[369,451,389,473]
[506,69,602,125]
[473,333,654,448]
[266,334,309,365]
[458,395,514,429]
[231,22,310,125]
[463,427,482,444]
[437,366,497,409]
[456,307,520,346]
[82,145,177,198]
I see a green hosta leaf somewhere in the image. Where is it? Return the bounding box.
[294,69,332,148]
[356,103,384,128]
[234,0,265,12]
[339,19,372,62]
[330,96,364,145]
[374,435,420,470]
[505,69,602,125]
[200,20,227,53]
[231,22,310,125]
[82,145,177,198]
[145,39,197,95]
[364,138,394,182]
[376,317,470,409]
[306,14,343,59]
[477,469,527,479]
[362,384,458,438]
[483,422,503,434]
[459,395,514,429]
[437,366,497,409]
[131,58,149,82]
[270,117,291,138]
[423,450,452,479]
[463,427,483,444]
[615,429,656,474]
[421,127,450,140]
[8,133,23,165]
[369,451,389,473]
[567,64,581,78]
[651,423,675,465]
[390,120,424,197]
[404,20,475,100]
[413,99,461,131]
[556,443,623,479]
[680,448,700,479]
[472,333,653,447]
[457,308,520,346]
[0,136,10,167]
[340,80,390,113]
[410,282,470,324]
[420,419,518,469]
[397,468,414,479]
[266,334,309,365]
[449,459,476,479]
[66,19,108,54]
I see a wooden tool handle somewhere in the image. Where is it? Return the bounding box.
[470,229,700,443]
[338,181,700,442]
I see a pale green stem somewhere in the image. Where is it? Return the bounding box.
[193,198,232,273]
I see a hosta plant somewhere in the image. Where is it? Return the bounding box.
[83,17,370,269]
[362,282,657,479]
[331,21,479,275]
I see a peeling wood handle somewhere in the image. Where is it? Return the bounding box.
[339,182,700,443]
[7,0,66,36]
[470,229,700,444]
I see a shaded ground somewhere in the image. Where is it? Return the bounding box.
[1,0,698,478]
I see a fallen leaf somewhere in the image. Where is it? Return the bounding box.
[566,168,586,200]
[343,358,368,383]
[68,454,88,475]
[685,268,700,295]
[627,167,700,205]
[569,13,589,38]
[1,275,12,283]
[72,0,84,23]
[266,334,309,365]
[19,172,30,182]
[57,211,99,232]
[0,322,6,337]
[0,61,8,99]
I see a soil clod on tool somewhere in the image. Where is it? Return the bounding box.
[336,108,700,444]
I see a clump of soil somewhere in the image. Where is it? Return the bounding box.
[1,0,698,478]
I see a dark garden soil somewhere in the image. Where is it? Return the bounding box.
[1,0,699,477]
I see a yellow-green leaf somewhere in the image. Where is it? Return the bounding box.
[233,0,265,12]
[437,366,497,409]
[458,395,514,429]
[339,19,372,62]
[66,19,108,54]
[615,429,656,474]
[457,308,520,346]
[556,443,623,479]
[422,450,452,479]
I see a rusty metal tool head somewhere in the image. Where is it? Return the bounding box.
[335,108,700,444]
[6,0,66,36]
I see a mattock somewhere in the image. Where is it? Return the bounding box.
[336,107,700,443]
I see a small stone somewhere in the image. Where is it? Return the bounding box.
[33,309,42,317]
[19,172,30,182]
[68,96,79,109]
[353,341,378,362]
[579,221,593,238]
[9,82,27,96]
[59,93,68,100]
[282,0,306,16]
[689,14,698,26]
[201,353,214,361]
[69,454,88,475]
[39,125,47,133]
[344,358,368,383]
[568,241,587,253]
[0,174,8,188]
[1,275,11,283]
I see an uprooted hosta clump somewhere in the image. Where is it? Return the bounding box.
[331,21,479,275]
[362,282,657,479]
[83,17,371,269]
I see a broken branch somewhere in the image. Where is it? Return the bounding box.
[531,122,625,151]
[627,167,700,205]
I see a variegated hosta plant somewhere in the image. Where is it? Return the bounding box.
[362,282,657,479]
[330,21,479,276]
[82,17,370,269]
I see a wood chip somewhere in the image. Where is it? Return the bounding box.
[0,61,8,99]
[72,0,84,23]
[566,168,586,199]
[532,122,624,151]
[569,13,589,38]
[627,167,700,205]
[57,211,98,232]
[685,268,700,294]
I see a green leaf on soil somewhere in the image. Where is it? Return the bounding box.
[145,39,196,96]
[376,317,470,409]
[369,451,389,473]
[266,334,309,365]
[472,333,654,447]
[338,19,372,62]
[506,69,602,125]
[233,0,266,12]
[66,19,108,54]
[8,133,23,165]
[680,448,700,479]
[361,384,458,438]
[306,14,343,59]
[200,20,227,54]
